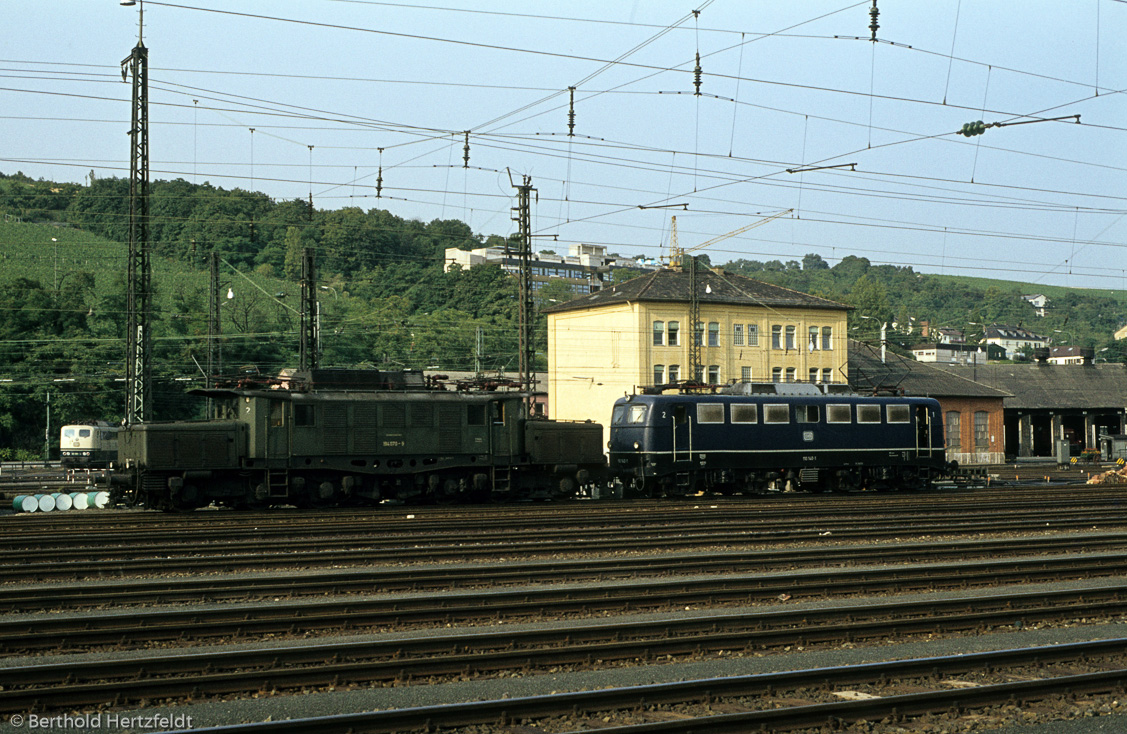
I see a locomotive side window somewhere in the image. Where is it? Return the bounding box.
[697,404,724,424]
[467,405,486,426]
[764,404,789,423]
[673,404,688,425]
[732,404,758,423]
[857,405,881,423]
[826,404,851,423]
[294,404,315,426]
[887,404,911,423]
[796,405,819,423]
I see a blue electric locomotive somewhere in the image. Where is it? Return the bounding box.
[609,386,950,496]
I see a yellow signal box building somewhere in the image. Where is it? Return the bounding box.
[543,269,851,430]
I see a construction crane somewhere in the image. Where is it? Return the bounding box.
[668,208,793,385]
[665,208,794,271]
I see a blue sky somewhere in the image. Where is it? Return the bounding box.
[5,1,1126,290]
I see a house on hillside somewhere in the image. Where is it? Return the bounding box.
[982,324,1047,360]
[1048,346,1094,365]
[443,243,658,296]
[910,342,1005,365]
[1021,294,1049,317]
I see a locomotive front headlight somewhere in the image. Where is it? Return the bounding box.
[633,441,640,450]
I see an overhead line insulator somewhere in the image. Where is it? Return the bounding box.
[567,87,576,137]
[869,0,879,41]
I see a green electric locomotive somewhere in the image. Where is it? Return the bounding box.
[110,369,605,510]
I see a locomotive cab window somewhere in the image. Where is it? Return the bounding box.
[795,405,819,423]
[697,404,724,424]
[78,428,92,438]
[886,404,911,423]
[673,404,688,425]
[826,404,851,423]
[731,404,758,424]
[764,404,789,424]
[857,405,881,424]
[64,428,76,439]
[612,404,647,425]
[467,404,486,426]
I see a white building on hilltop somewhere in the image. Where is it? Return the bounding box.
[444,243,659,295]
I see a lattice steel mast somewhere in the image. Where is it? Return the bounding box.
[510,174,536,414]
[121,2,151,425]
[299,247,318,371]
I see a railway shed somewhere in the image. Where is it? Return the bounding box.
[847,341,1010,466]
[934,359,1127,460]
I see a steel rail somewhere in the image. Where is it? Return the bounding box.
[3,534,1127,612]
[15,635,1127,730]
[5,513,1127,584]
[1,558,1126,654]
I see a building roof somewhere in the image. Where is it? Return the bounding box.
[849,341,1011,399]
[541,268,849,314]
[931,362,1127,410]
[983,324,1046,341]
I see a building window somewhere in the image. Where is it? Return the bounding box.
[694,365,704,382]
[808,326,819,351]
[653,364,664,384]
[668,364,680,383]
[708,322,719,347]
[822,368,833,383]
[785,367,796,382]
[771,325,782,349]
[733,323,744,346]
[653,321,664,346]
[822,326,832,351]
[747,324,759,347]
[707,365,719,383]
[771,367,782,382]
[694,321,704,347]
[946,411,961,450]
[668,321,679,346]
[974,411,989,450]
[809,368,819,383]
[741,366,752,383]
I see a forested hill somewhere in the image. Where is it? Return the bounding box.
[1,170,1125,457]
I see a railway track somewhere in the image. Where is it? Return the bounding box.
[2,587,1125,715]
[4,556,1127,654]
[149,639,1127,733]
[4,533,1127,612]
